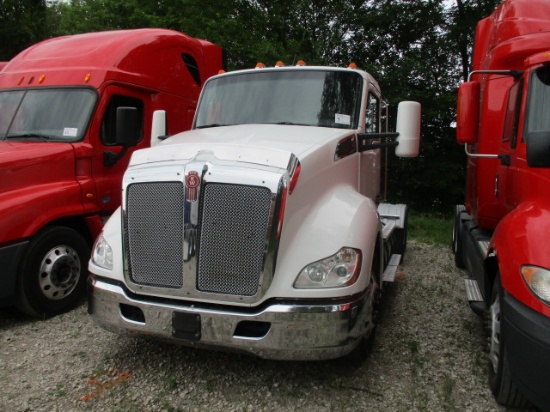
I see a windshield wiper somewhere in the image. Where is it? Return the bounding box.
[6,133,52,141]
[270,121,314,126]
[196,123,229,129]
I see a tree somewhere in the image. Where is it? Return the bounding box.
[448,0,501,82]
[43,0,502,215]
[339,1,464,213]
[0,0,54,60]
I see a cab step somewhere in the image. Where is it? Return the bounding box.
[464,278,488,314]
[382,254,402,283]
[464,278,483,301]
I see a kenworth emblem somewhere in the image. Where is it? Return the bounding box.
[185,171,200,202]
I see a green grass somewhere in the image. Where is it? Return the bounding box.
[408,212,452,246]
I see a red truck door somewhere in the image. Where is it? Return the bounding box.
[496,77,524,211]
[87,85,151,214]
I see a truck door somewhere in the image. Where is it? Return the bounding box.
[496,77,524,211]
[89,86,149,214]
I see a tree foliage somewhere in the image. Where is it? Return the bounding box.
[1,0,504,214]
[0,0,53,60]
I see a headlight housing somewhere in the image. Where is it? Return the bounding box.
[92,234,113,270]
[521,265,550,304]
[294,247,362,288]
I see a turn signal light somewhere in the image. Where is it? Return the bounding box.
[521,265,550,304]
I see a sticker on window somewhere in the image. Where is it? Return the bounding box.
[63,127,78,137]
[335,114,351,126]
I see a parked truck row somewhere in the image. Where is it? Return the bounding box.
[453,0,550,410]
[12,2,550,407]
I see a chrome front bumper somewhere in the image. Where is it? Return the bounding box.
[88,276,374,360]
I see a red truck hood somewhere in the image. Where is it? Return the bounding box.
[0,141,76,193]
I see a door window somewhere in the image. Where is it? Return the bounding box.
[502,79,523,148]
[101,95,144,146]
[366,92,380,133]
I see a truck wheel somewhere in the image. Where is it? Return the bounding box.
[15,227,90,318]
[345,263,379,363]
[346,324,376,363]
[488,275,530,408]
[452,205,465,269]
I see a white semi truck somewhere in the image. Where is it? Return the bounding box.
[88,63,421,360]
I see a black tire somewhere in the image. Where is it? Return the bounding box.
[488,275,531,408]
[452,205,465,269]
[15,226,90,318]
[346,324,376,363]
[345,257,379,363]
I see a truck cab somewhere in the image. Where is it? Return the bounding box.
[88,63,420,361]
[453,0,550,409]
[0,29,224,317]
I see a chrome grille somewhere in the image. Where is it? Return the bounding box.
[197,183,272,296]
[125,182,184,288]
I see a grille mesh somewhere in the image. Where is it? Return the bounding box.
[126,182,184,288]
[197,184,272,296]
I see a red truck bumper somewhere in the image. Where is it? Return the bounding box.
[503,291,550,412]
[0,241,28,306]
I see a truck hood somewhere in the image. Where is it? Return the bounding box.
[129,124,353,169]
[0,141,76,192]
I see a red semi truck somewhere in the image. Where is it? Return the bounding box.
[0,29,224,317]
[453,0,550,410]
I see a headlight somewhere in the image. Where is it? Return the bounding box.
[92,235,113,270]
[294,247,362,288]
[521,265,550,304]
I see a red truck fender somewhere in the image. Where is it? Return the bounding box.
[491,201,550,317]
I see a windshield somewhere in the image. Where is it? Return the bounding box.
[195,69,363,130]
[0,88,96,141]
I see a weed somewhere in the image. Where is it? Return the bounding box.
[443,264,455,273]
[91,353,112,376]
[164,375,178,391]
[204,378,214,392]
[407,339,420,355]
[442,375,456,407]
[409,213,452,246]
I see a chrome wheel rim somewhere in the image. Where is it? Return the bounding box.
[489,293,501,373]
[38,245,81,300]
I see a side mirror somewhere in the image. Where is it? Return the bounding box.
[115,106,140,147]
[104,107,140,167]
[526,131,550,167]
[456,81,480,145]
[395,101,421,157]
[151,110,168,147]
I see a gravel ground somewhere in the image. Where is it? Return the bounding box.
[0,241,508,412]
